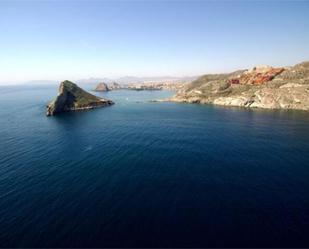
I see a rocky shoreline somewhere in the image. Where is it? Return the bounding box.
[169,61,309,111]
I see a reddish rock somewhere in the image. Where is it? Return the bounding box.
[229,66,284,85]
[228,79,240,84]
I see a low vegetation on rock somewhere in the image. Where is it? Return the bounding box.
[170,61,309,111]
[46,80,114,116]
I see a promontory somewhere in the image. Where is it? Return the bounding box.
[46,80,114,116]
[169,61,309,111]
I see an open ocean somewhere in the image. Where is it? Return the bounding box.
[0,84,309,247]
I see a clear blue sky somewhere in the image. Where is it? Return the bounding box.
[1,0,309,84]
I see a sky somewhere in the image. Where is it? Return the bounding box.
[0,0,309,84]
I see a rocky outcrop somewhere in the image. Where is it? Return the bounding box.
[170,61,309,111]
[46,80,114,116]
[228,66,284,85]
[94,82,122,91]
[212,85,309,110]
[94,82,110,92]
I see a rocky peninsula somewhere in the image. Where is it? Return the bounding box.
[46,80,114,116]
[169,61,309,111]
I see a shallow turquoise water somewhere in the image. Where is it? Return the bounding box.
[0,85,309,247]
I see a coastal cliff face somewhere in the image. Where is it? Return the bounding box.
[46,80,114,116]
[170,61,309,110]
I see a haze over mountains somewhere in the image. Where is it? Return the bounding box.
[79,76,198,84]
[19,76,198,86]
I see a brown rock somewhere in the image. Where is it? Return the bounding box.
[94,82,110,92]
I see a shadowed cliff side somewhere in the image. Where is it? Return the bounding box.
[46,80,114,116]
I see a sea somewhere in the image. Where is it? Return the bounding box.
[0,84,309,247]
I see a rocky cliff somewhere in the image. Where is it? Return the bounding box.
[94,82,110,92]
[170,61,309,111]
[46,80,114,116]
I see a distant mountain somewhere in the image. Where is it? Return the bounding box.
[117,76,199,84]
[76,77,113,84]
[22,76,199,86]
[77,76,199,85]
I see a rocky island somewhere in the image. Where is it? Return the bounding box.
[46,80,114,116]
[94,82,122,91]
[94,82,110,92]
[170,61,309,111]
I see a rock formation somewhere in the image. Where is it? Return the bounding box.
[228,66,284,85]
[170,61,309,111]
[46,80,114,116]
[94,82,110,92]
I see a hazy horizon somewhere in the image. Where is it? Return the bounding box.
[1,0,309,85]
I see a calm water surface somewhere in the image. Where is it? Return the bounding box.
[0,85,309,247]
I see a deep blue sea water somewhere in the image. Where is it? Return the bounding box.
[0,85,309,247]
